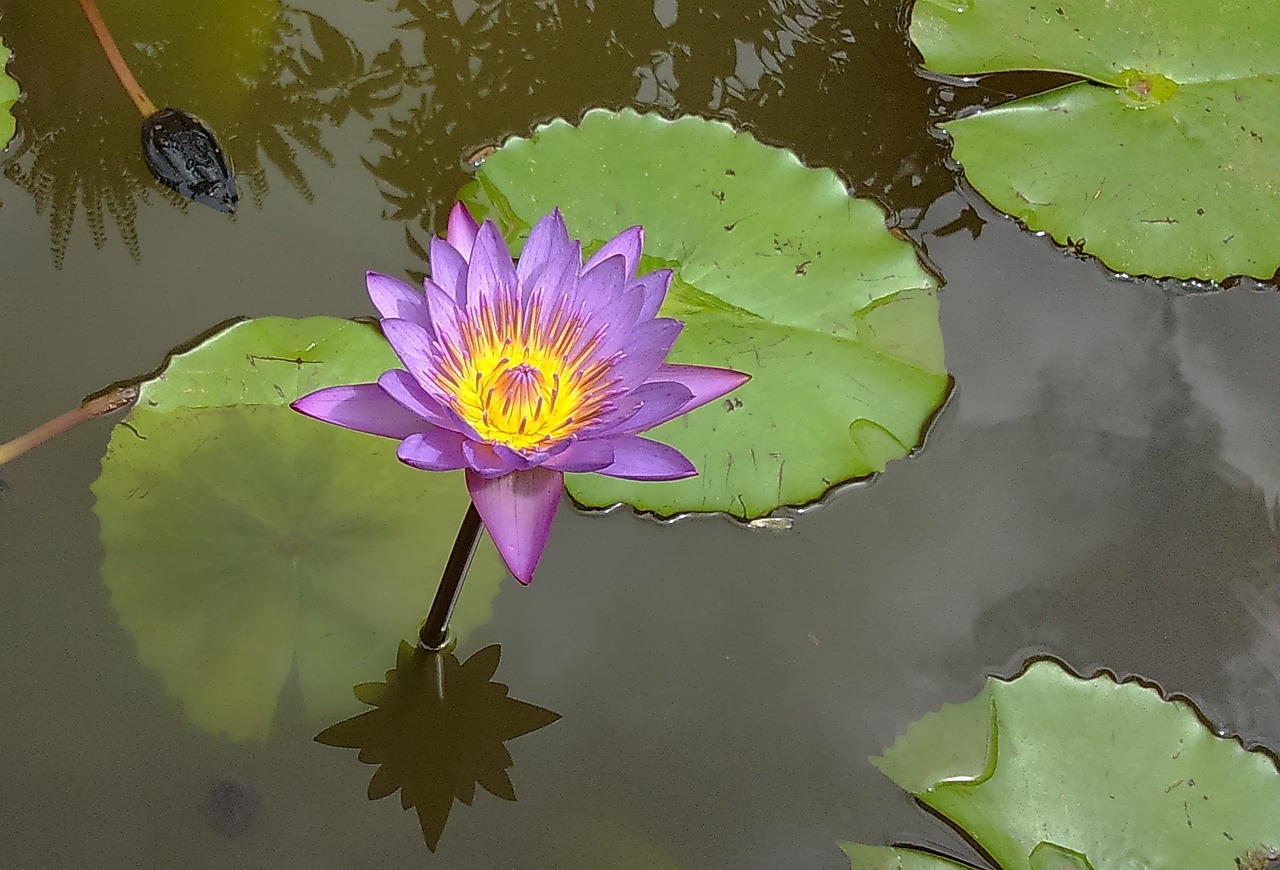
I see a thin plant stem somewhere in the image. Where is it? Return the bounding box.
[75,0,158,117]
[419,502,484,652]
[426,648,445,702]
[0,386,137,466]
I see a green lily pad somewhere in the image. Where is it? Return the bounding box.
[838,843,980,869]
[841,659,1280,869]
[911,0,1280,282]
[91,317,505,741]
[1,33,17,151]
[462,109,950,519]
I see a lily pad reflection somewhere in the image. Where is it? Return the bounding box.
[91,317,504,740]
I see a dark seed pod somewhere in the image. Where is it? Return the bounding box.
[141,107,238,213]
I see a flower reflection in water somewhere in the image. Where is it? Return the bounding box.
[315,641,559,851]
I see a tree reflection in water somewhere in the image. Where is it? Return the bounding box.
[0,0,411,264]
[0,0,960,266]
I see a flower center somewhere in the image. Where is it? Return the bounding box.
[434,294,615,452]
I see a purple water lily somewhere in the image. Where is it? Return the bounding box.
[293,203,749,583]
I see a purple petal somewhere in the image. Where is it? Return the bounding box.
[516,209,572,291]
[594,435,697,481]
[291,384,427,439]
[575,254,630,309]
[447,202,479,260]
[640,364,752,427]
[466,221,519,314]
[575,258,644,358]
[462,440,524,477]
[491,442,538,471]
[603,318,684,389]
[397,430,468,471]
[628,269,672,322]
[367,272,429,327]
[583,225,643,278]
[381,318,439,385]
[528,243,582,326]
[428,238,468,305]
[541,438,615,473]
[466,467,564,584]
[421,279,466,350]
[377,369,466,432]
[608,380,696,435]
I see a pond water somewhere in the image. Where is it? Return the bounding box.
[2,0,1279,867]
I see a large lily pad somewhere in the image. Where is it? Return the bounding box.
[92,317,505,741]
[1,33,17,151]
[462,109,950,519]
[841,659,1280,869]
[911,0,1280,282]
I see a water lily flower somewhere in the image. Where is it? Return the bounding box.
[293,203,749,583]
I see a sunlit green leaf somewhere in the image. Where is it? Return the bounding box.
[839,842,980,869]
[911,0,1280,281]
[0,33,17,151]
[92,317,505,741]
[843,660,1280,869]
[463,109,950,518]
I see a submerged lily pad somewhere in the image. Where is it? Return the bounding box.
[911,0,1280,282]
[1,34,17,151]
[463,109,950,518]
[92,317,504,741]
[841,659,1280,869]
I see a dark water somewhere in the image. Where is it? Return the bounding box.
[1,0,1278,867]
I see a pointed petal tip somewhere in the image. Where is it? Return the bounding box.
[466,467,563,587]
[447,202,480,257]
[291,383,429,439]
[595,435,699,481]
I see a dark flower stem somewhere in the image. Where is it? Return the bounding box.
[76,0,159,117]
[419,502,484,652]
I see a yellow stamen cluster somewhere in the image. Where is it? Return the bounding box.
[434,293,614,452]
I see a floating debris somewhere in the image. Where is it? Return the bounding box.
[142,108,237,213]
[76,0,237,213]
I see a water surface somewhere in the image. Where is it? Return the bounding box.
[1,0,1278,867]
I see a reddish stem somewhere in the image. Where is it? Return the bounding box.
[0,386,137,466]
[75,0,158,117]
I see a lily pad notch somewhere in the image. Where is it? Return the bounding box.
[462,108,951,519]
[911,0,1280,282]
[841,657,1280,869]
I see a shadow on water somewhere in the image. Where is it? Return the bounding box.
[315,641,560,852]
